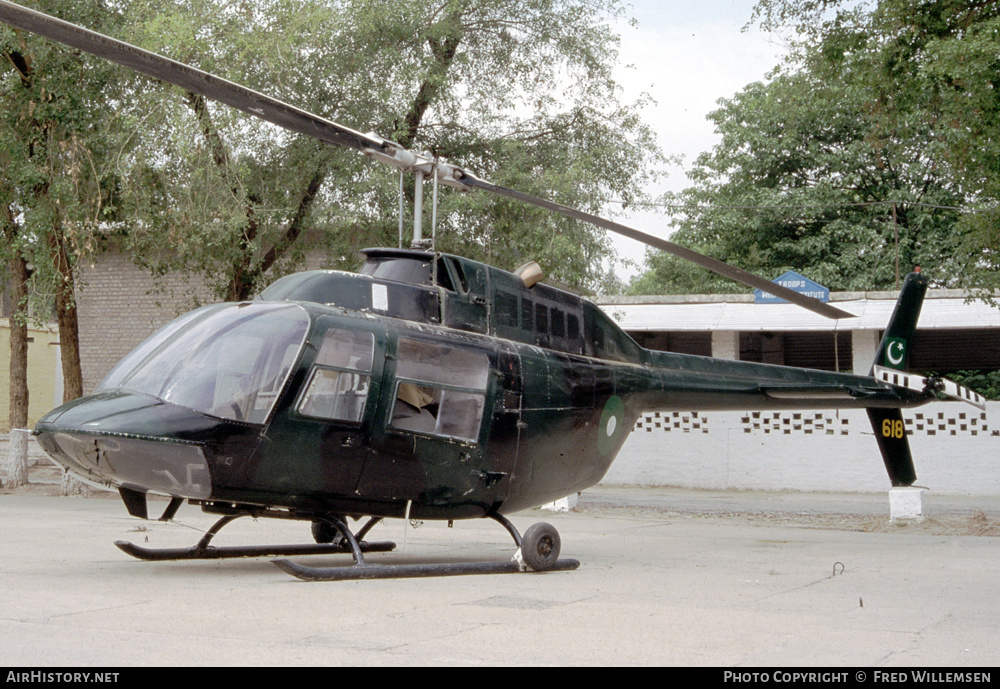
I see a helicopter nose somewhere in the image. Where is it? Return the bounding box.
[35,391,216,499]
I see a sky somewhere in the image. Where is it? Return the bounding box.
[606,0,791,280]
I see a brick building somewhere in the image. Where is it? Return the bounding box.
[75,251,215,394]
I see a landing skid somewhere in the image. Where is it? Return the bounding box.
[114,513,395,561]
[113,510,580,579]
[273,514,580,581]
[273,557,580,581]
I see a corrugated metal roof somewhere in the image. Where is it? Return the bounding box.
[597,292,1000,332]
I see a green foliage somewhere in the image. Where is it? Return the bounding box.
[113,0,663,298]
[942,370,1000,401]
[1,0,132,399]
[632,0,1000,296]
[631,65,963,293]
[746,0,1000,291]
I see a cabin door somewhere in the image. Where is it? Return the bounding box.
[356,336,506,514]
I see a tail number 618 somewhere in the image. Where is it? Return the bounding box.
[882,418,906,439]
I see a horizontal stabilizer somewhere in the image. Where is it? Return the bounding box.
[874,365,985,410]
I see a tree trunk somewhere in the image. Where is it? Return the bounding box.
[6,239,29,431]
[7,274,29,430]
[5,253,30,488]
[50,230,83,402]
[49,228,87,495]
[55,284,83,402]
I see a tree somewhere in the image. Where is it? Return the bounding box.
[630,0,976,295]
[747,0,1000,292]
[631,68,965,294]
[2,180,30,434]
[1,0,126,404]
[117,0,663,298]
[1,0,129,492]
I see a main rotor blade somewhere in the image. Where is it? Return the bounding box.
[0,0,854,320]
[457,174,856,319]
[0,0,388,155]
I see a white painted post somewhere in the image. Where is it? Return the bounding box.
[542,494,578,512]
[5,429,30,488]
[889,486,927,522]
[852,330,881,374]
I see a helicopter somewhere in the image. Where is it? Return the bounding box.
[0,1,986,581]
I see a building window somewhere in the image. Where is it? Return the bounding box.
[910,329,1000,372]
[629,331,712,357]
[740,331,852,371]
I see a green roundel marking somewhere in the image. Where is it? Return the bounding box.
[597,395,625,456]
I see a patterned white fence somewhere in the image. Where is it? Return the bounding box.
[603,401,1000,495]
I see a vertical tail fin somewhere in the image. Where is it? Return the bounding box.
[869,271,929,374]
[866,271,928,487]
[867,408,918,486]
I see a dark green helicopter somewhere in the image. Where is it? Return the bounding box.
[1,1,985,580]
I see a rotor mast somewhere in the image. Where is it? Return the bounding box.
[368,145,463,250]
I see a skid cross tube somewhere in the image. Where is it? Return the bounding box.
[114,512,396,561]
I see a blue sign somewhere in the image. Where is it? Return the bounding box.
[754,271,830,304]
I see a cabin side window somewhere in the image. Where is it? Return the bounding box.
[520,298,534,332]
[390,338,489,442]
[550,308,565,339]
[586,307,641,362]
[566,313,580,342]
[442,257,469,293]
[297,329,375,423]
[495,290,519,329]
[534,303,549,334]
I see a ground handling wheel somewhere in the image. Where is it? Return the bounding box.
[519,522,561,571]
[311,517,343,545]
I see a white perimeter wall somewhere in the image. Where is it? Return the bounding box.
[602,401,1000,495]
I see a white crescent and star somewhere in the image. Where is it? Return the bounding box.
[887,340,906,365]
